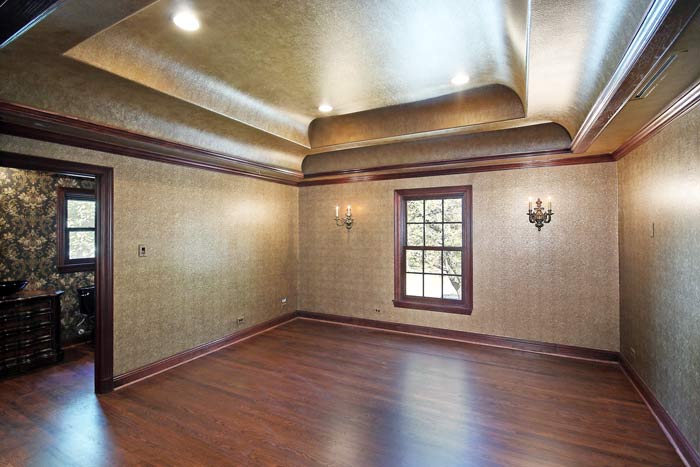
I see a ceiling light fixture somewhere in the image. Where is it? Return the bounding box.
[173,11,200,31]
[318,104,333,113]
[450,73,470,86]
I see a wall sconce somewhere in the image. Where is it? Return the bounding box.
[527,197,553,231]
[335,205,354,230]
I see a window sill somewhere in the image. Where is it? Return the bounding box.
[58,262,96,274]
[393,299,472,315]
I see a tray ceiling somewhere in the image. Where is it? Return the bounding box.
[2,0,686,177]
[65,0,529,148]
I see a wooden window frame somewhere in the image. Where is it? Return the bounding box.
[393,185,473,315]
[57,187,96,273]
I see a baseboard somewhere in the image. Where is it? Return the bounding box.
[620,356,700,467]
[299,310,698,464]
[113,312,297,389]
[296,310,619,363]
[109,308,697,466]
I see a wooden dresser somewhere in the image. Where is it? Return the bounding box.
[0,290,64,377]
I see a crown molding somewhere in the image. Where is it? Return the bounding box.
[299,154,615,186]
[0,101,303,186]
[304,148,572,178]
[613,77,700,160]
[571,0,700,153]
[4,84,697,187]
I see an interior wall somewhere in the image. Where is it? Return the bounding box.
[0,168,95,344]
[0,135,299,376]
[299,162,620,351]
[617,104,700,453]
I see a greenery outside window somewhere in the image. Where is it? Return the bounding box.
[57,187,96,273]
[393,186,473,314]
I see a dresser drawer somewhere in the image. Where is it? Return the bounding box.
[0,299,52,316]
[0,348,56,372]
[0,302,53,325]
[0,292,63,378]
[1,326,54,351]
[0,312,53,333]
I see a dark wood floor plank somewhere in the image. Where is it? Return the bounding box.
[0,319,683,466]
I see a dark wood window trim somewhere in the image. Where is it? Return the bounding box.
[393,185,473,315]
[57,187,96,273]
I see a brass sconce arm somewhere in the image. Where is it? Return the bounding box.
[335,215,354,229]
[335,205,354,230]
[527,198,553,231]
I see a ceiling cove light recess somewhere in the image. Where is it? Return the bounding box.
[173,11,200,31]
[318,104,333,113]
[450,73,470,86]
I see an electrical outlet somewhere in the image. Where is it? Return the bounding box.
[138,244,147,257]
[236,316,245,326]
[374,308,381,313]
[281,297,288,306]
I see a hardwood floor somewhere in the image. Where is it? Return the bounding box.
[0,318,683,466]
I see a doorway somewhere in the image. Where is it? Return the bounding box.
[0,151,113,393]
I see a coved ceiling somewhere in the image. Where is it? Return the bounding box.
[4,0,694,176]
[65,0,531,149]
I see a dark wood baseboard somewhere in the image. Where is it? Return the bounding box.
[300,310,697,464]
[113,312,297,388]
[114,309,621,390]
[109,308,697,467]
[0,101,303,186]
[620,356,700,467]
[296,310,619,363]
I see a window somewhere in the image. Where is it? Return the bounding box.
[57,187,96,273]
[393,186,472,314]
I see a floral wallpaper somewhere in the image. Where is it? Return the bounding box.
[0,167,95,344]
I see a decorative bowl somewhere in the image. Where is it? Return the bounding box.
[0,280,29,297]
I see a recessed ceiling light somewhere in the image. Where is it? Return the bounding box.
[450,73,470,86]
[318,104,333,113]
[173,11,200,31]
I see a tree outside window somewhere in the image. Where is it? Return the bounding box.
[394,186,472,314]
[57,188,96,273]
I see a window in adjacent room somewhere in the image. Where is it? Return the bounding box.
[393,185,472,314]
[57,187,96,273]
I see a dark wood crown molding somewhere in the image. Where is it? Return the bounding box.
[304,148,572,178]
[2,72,696,189]
[613,77,700,160]
[0,101,617,186]
[571,0,700,153]
[0,101,303,186]
[299,154,615,186]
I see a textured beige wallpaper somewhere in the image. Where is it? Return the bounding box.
[0,135,298,375]
[299,163,620,351]
[0,0,306,172]
[618,104,700,453]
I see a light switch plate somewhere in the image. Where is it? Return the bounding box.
[138,244,147,257]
